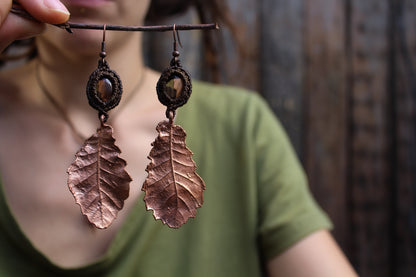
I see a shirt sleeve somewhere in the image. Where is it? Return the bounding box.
[246,93,333,260]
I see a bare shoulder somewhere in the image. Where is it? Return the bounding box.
[267,230,358,277]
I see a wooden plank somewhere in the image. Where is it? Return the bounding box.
[259,0,305,156]
[349,0,391,275]
[393,0,416,276]
[217,0,259,90]
[302,0,348,253]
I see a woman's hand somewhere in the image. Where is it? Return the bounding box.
[0,0,69,52]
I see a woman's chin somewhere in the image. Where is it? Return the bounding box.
[50,28,102,53]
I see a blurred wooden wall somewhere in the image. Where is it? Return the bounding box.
[144,0,416,276]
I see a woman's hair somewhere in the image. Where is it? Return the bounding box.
[147,0,242,82]
[1,0,241,80]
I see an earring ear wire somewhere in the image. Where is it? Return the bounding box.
[100,24,107,61]
[172,24,183,51]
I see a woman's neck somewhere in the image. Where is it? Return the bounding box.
[31,29,150,139]
[35,30,145,113]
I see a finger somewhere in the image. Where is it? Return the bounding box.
[15,0,70,24]
[0,1,12,25]
[0,13,45,53]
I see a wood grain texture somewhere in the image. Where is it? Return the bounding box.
[217,0,259,90]
[303,0,348,252]
[393,0,416,275]
[260,0,305,155]
[349,0,392,275]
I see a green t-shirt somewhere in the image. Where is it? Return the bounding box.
[0,81,331,276]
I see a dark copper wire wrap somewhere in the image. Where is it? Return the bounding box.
[156,65,192,116]
[86,60,123,116]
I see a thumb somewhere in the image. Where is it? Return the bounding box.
[14,0,70,24]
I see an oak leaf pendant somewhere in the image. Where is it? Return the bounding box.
[68,124,132,229]
[143,120,205,228]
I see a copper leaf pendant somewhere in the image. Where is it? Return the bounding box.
[143,120,205,228]
[68,124,132,229]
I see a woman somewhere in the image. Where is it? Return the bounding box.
[0,0,357,276]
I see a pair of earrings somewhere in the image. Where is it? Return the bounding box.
[67,26,205,229]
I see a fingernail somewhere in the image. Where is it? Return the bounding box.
[42,0,70,15]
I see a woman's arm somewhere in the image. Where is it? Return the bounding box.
[267,230,358,277]
[0,0,69,52]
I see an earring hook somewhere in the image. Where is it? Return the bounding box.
[172,24,183,52]
[103,24,107,43]
[100,24,107,60]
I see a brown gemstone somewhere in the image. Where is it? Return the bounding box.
[166,76,184,99]
[97,78,113,102]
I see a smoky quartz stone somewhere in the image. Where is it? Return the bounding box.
[97,78,113,102]
[166,76,184,99]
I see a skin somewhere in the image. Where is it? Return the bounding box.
[0,1,358,276]
[0,0,165,268]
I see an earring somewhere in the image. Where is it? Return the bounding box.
[67,26,132,229]
[142,26,205,229]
